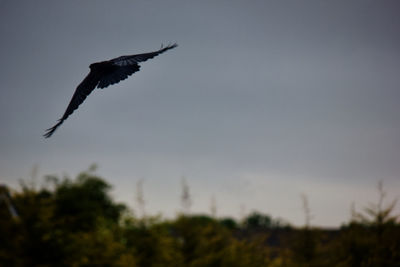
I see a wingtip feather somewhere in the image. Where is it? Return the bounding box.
[160,43,178,52]
[43,119,63,138]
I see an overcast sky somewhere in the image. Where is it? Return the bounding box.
[1,0,399,227]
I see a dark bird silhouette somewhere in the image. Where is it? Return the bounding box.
[44,43,177,138]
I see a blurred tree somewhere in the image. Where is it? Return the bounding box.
[2,168,399,267]
[64,219,137,266]
[122,216,184,267]
[328,181,400,267]
[135,179,146,218]
[180,177,192,214]
[288,194,318,267]
[173,215,270,267]
[243,212,273,229]
[1,167,130,266]
[219,217,238,230]
[210,195,217,218]
[53,169,126,232]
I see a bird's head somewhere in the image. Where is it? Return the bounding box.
[89,62,101,69]
[90,61,113,71]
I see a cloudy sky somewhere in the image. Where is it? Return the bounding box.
[1,0,399,227]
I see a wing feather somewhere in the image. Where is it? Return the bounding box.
[44,71,100,138]
[97,64,140,89]
[111,43,177,66]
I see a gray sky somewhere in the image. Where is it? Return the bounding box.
[1,0,399,227]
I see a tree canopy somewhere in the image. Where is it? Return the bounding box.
[1,168,399,266]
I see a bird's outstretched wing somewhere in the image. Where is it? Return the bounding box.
[43,71,100,138]
[98,64,140,89]
[110,43,178,66]
[97,43,177,89]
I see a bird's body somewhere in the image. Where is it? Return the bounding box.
[44,43,177,138]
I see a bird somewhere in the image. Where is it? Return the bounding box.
[44,43,177,138]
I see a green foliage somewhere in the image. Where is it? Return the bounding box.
[243,212,291,230]
[172,215,271,267]
[1,168,129,266]
[289,228,318,266]
[326,182,400,267]
[219,217,238,230]
[122,217,184,267]
[1,170,399,267]
[244,212,273,229]
[53,171,126,232]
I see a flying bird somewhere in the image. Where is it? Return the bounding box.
[44,43,177,138]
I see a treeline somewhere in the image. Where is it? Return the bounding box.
[1,168,399,266]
